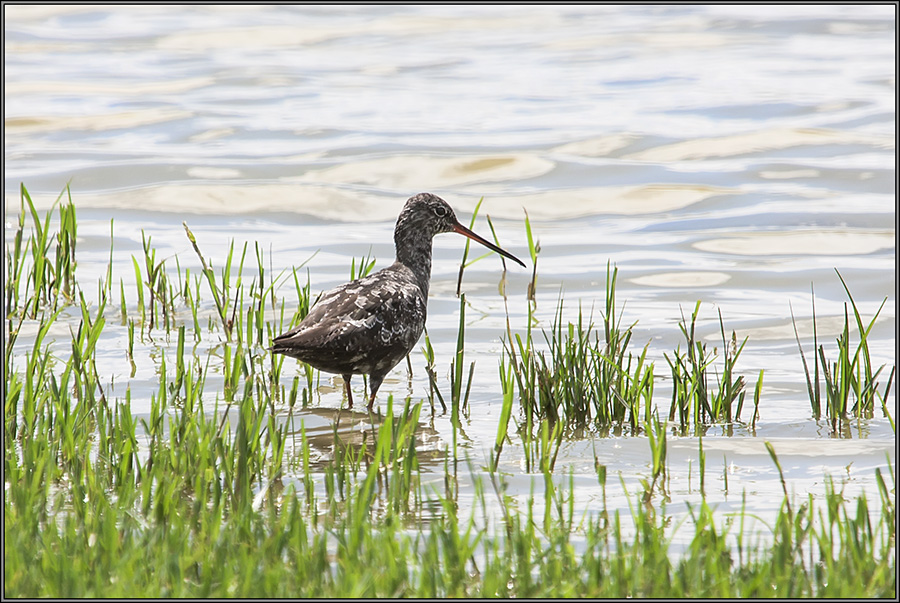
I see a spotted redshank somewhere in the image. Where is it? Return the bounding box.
[272,192,525,409]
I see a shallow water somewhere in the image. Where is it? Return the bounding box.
[4,5,896,530]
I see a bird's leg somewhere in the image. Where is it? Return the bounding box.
[367,371,385,411]
[343,374,353,408]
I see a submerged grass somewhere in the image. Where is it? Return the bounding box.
[4,185,896,597]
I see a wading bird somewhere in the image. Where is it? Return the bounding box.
[272,192,525,409]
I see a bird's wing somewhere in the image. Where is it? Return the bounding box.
[273,268,425,355]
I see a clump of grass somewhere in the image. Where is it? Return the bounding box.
[505,263,654,436]
[5,183,78,322]
[792,270,896,435]
[665,302,760,433]
[181,222,319,407]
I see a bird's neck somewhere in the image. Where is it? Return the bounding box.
[394,227,433,296]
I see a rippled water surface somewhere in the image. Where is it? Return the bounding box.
[4,5,896,526]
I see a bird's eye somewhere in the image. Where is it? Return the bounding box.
[433,205,447,218]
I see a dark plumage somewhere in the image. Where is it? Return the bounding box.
[272,192,525,409]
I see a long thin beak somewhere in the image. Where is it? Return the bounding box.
[452,222,526,268]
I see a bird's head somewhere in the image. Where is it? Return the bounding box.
[394,192,526,268]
